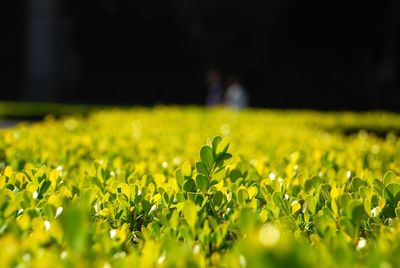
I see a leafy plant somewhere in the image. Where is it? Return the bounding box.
[0,106,400,267]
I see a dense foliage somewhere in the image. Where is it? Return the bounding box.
[1,107,400,267]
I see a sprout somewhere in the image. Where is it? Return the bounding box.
[55,207,64,218]
[157,253,166,265]
[193,244,201,254]
[109,229,117,239]
[371,207,381,217]
[356,238,367,250]
[44,220,51,231]
[17,209,24,216]
[60,251,68,260]
[291,200,299,206]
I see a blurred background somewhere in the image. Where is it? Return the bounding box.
[2,0,400,110]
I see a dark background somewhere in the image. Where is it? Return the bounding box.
[2,0,400,110]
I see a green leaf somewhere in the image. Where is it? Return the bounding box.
[238,207,256,232]
[364,196,372,216]
[305,194,316,214]
[338,193,352,212]
[213,191,224,207]
[212,136,223,151]
[237,188,249,204]
[348,200,365,224]
[383,183,400,207]
[37,180,51,199]
[182,178,196,192]
[314,208,336,237]
[304,179,313,192]
[142,199,151,214]
[96,166,106,182]
[272,192,283,208]
[213,166,227,181]
[194,194,204,206]
[196,162,209,176]
[229,168,242,182]
[373,178,385,196]
[91,176,104,192]
[200,146,214,169]
[215,153,232,168]
[209,179,219,187]
[248,186,258,200]
[60,205,90,254]
[162,192,170,205]
[175,192,185,202]
[339,216,356,237]
[395,207,400,218]
[175,168,184,186]
[321,184,332,203]
[384,171,397,185]
[216,137,231,155]
[196,174,209,192]
[43,203,56,219]
[183,200,199,232]
[349,177,367,192]
[359,186,371,199]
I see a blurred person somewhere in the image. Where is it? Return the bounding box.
[224,76,248,109]
[206,70,223,106]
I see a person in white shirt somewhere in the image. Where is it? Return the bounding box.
[224,76,248,109]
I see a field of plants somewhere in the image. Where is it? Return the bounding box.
[1,106,400,267]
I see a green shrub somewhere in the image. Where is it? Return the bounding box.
[0,106,400,267]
